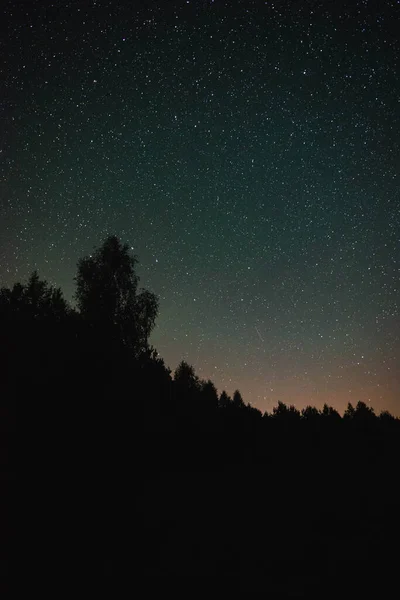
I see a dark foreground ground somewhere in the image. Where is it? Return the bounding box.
[9,413,400,595]
[136,433,399,595]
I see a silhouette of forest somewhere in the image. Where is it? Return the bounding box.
[2,236,399,593]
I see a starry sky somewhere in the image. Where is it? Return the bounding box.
[1,0,399,415]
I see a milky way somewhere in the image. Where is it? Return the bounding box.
[1,1,399,414]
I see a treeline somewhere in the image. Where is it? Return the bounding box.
[2,233,399,481]
[2,236,400,590]
[0,236,399,428]
[1,235,397,434]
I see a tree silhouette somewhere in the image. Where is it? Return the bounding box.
[379,410,397,424]
[0,271,70,320]
[173,361,201,416]
[321,403,341,422]
[174,361,200,393]
[343,402,356,420]
[218,390,232,409]
[272,401,301,422]
[199,379,219,412]
[138,347,173,425]
[232,389,245,409]
[75,235,158,356]
[245,402,262,420]
[301,405,321,421]
[0,268,79,443]
[353,401,376,422]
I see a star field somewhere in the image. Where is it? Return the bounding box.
[1,0,399,414]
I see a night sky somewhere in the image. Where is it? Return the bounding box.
[1,0,399,415]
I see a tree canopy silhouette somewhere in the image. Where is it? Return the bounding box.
[232,389,245,409]
[199,379,219,412]
[0,270,70,321]
[272,401,301,422]
[0,270,72,383]
[75,235,158,357]
[321,403,341,422]
[218,390,232,409]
